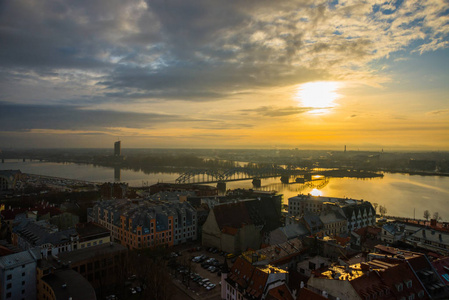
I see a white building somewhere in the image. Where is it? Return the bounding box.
[12,219,79,258]
[288,194,375,232]
[0,248,40,300]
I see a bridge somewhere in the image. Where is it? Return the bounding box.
[175,166,309,184]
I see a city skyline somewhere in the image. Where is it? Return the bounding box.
[1,0,448,150]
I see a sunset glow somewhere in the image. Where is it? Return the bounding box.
[0,0,448,150]
[296,82,341,111]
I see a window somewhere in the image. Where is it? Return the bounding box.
[405,280,412,288]
[7,274,12,280]
[396,283,403,292]
[7,283,12,289]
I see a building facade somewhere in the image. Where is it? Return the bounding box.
[0,248,40,300]
[89,199,197,249]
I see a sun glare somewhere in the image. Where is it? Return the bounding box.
[296,81,341,112]
[310,188,323,197]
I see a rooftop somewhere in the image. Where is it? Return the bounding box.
[0,248,40,269]
[57,242,127,265]
[41,269,96,300]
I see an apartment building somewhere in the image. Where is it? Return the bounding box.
[0,248,40,300]
[288,194,375,232]
[89,199,197,249]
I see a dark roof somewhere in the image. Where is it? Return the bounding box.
[57,242,127,265]
[41,269,96,300]
[213,198,282,232]
[13,219,76,246]
[303,212,323,228]
[76,222,110,238]
[213,201,254,229]
[341,202,375,219]
[245,198,282,232]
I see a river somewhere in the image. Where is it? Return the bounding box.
[2,159,449,221]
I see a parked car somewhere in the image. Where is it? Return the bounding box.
[206,283,216,290]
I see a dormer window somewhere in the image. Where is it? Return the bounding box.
[396,283,403,292]
[405,280,412,288]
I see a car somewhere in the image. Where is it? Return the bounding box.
[206,283,216,290]
[226,253,236,259]
[202,281,211,287]
[201,263,210,269]
[129,288,136,294]
[128,274,137,280]
[136,286,142,293]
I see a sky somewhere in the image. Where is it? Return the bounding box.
[0,0,448,150]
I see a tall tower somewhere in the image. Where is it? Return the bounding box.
[114,141,121,157]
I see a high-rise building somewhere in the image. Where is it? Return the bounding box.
[114,141,121,156]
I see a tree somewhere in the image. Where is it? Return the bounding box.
[379,205,387,216]
[372,203,379,214]
[433,212,442,221]
[423,210,430,221]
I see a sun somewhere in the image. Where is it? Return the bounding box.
[310,188,323,197]
[295,81,341,111]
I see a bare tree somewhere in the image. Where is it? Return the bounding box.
[372,203,379,214]
[423,210,430,221]
[433,212,442,221]
[379,205,387,216]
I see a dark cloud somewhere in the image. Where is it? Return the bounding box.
[0,102,196,131]
[0,0,447,107]
[241,106,318,117]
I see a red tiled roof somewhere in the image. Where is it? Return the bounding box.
[0,246,14,257]
[229,257,287,298]
[1,203,62,220]
[296,288,328,300]
[265,284,294,300]
[432,257,449,286]
[350,260,429,300]
[334,236,350,246]
[222,226,239,236]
